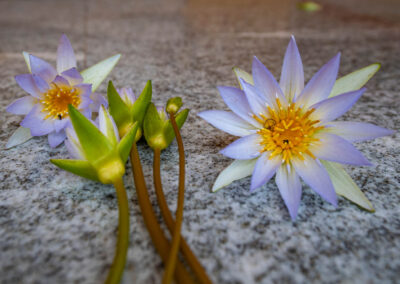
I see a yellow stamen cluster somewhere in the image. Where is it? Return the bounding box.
[40,84,81,120]
[255,99,324,163]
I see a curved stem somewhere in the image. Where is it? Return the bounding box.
[105,177,130,284]
[129,144,195,284]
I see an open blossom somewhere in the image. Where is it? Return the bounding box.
[199,36,393,219]
[6,34,106,147]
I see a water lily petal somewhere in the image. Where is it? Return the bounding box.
[198,110,256,137]
[15,74,42,98]
[29,55,57,83]
[53,118,70,132]
[6,96,36,115]
[292,155,337,206]
[6,127,32,149]
[65,128,85,159]
[33,75,49,93]
[280,36,304,102]
[250,152,281,191]
[61,68,83,86]
[311,88,365,123]
[217,86,262,127]
[48,130,66,148]
[329,63,380,98]
[80,54,121,92]
[53,75,70,86]
[20,105,54,136]
[90,92,108,112]
[276,164,302,220]
[98,105,120,145]
[241,79,269,118]
[23,51,31,72]
[252,56,287,106]
[325,121,394,142]
[321,160,374,211]
[310,133,372,166]
[57,34,77,73]
[296,53,340,107]
[220,134,263,159]
[212,159,257,192]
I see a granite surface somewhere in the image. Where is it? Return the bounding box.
[1,0,399,283]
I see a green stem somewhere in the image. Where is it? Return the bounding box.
[105,177,130,284]
[129,144,195,284]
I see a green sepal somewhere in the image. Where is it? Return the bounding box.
[68,105,113,162]
[233,67,254,89]
[107,81,132,130]
[132,80,152,128]
[81,54,121,92]
[329,63,381,97]
[118,122,139,163]
[322,160,375,212]
[143,103,166,149]
[163,109,189,148]
[50,159,99,182]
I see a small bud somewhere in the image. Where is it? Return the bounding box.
[166,97,183,115]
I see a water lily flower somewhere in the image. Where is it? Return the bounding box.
[6,34,121,148]
[199,36,394,219]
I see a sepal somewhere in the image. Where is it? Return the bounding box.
[50,159,99,181]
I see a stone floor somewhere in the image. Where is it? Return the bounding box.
[0,0,399,283]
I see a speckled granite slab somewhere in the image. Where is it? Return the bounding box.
[0,0,399,283]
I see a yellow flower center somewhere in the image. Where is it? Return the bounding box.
[255,99,324,163]
[40,84,81,120]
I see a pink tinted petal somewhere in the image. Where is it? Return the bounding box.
[57,34,77,73]
[61,68,83,86]
[29,55,57,83]
[280,36,304,102]
[21,105,54,136]
[310,133,372,166]
[292,155,337,206]
[15,74,41,98]
[276,164,302,220]
[198,110,256,137]
[220,134,263,160]
[311,88,365,123]
[250,152,281,191]
[327,121,394,142]
[217,86,262,127]
[241,79,269,118]
[6,96,37,115]
[296,53,340,107]
[48,130,67,148]
[252,56,287,106]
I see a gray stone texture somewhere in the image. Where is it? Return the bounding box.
[0,0,399,283]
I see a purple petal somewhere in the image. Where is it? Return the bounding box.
[75,83,92,97]
[280,36,304,102]
[33,75,50,93]
[296,53,340,107]
[310,133,372,166]
[311,88,365,123]
[250,152,281,191]
[275,164,302,220]
[53,118,70,132]
[20,105,54,136]
[61,68,83,86]
[198,110,256,137]
[6,96,37,115]
[241,79,269,118]
[252,56,287,106]
[15,74,42,98]
[57,34,77,73]
[90,92,108,112]
[292,155,337,206]
[220,134,263,159]
[217,86,262,127]
[48,130,67,148]
[29,55,57,83]
[53,75,70,86]
[327,121,394,142]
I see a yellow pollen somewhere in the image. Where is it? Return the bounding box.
[40,84,81,120]
[255,99,324,164]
